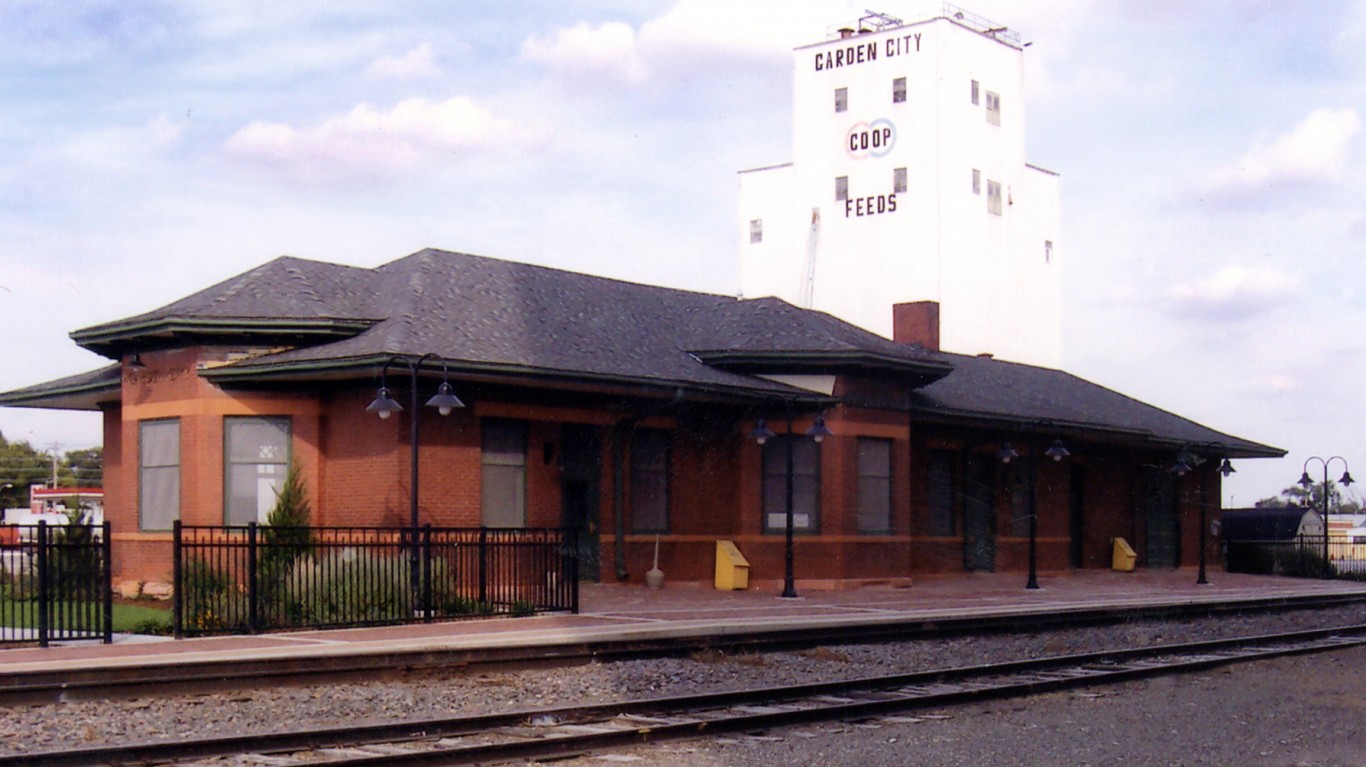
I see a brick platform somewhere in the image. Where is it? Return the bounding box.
[4,569,1365,676]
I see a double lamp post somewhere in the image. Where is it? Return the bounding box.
[366,354,465,610]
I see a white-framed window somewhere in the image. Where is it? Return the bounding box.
[749,219,763,244]
[139,419,180,531]
[893,167,908,194]
[630,429,670,533]
[835,176,848,201]
[856,438,892,534]
[224,416,290,525]
[482,420,527,527]
[762,437,820,533]
[970,79,979,105]
[985,91,1001,125]
[892,77,906,104]
[972,169,981,195]
[834,87,848,113]
[987,180,1003,215]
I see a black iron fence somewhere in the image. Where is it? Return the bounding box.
[1226,538,1366,579]
[0,521,113,646]
[173,523,579,637]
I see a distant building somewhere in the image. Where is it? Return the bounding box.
[739,7,1060,366]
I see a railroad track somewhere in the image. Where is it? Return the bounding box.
[4,590,1365,707]
[8,623,1366,767]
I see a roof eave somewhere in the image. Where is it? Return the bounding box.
[907,405,1286,459]
[72,317,378,358]
[691,349,953,386]
[0,371,122,412]
[201,355,839,407]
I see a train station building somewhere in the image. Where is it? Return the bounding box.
[0,248,1281,590]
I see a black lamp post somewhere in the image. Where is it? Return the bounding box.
[367,354,465,611]
[999,434,1069,590]
[750,404,832,599]
[1298,456,1354,580]
[1194,455,1236,586]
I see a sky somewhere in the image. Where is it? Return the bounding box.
[1,0,1363,507]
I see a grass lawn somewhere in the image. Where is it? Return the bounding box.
[1,598,171,634]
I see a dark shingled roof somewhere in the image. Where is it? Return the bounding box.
[909,353,1283,457]
[0,249,1285,458]
[65,249,952,399]
[0,363,120,410]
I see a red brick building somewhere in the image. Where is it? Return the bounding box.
[0,249,1283,588]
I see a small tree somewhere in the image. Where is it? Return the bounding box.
[260,465,315,618]
[52,505,101,601]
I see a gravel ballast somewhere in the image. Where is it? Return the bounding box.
[2,604,1364,757]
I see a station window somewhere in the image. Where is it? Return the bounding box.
[631,430,671,533]
[892,77,906,104]
[972,169,981,195]
[224,416,291,526]
[139,419,180,532]
[835,175,848,201]
[970,79,979,105]
[763,436,820,534]
[749,219,763,244]
[856,438,893,534]
[893,167,908,194]
[985,91,1001,125]
[834,87,848,113]
[482,420,527,528]
[987,180,1002,215]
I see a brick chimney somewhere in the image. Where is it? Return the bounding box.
[893,301,939,350]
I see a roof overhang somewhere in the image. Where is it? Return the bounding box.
[71,317,377,359]
[907,404,1286,459]
[0,364,121,411]
[690,349,953,388]
[200,354,840,409]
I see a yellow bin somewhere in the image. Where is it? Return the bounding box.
[1111,537,1137,572]
[714,540,750,590]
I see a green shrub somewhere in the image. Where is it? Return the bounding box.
[181,558,246,632]
[286,548,411,625]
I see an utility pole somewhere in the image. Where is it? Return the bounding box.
[46,442,61,488]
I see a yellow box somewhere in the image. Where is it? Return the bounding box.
[714,540,750,590]
[1111,537,1137,572]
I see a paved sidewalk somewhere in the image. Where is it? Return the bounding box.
[4,569,1364,675]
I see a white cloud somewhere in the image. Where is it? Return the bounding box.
[1166,265,1299,321]
[147,114,186,146]
[223,97,542,183]
[364,42,441,79]
[520,1,826,90]
[1198,108,1361,202]
[521,21,646,84]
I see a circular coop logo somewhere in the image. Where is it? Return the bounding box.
[845,118,896,159]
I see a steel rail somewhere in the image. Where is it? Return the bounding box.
[6,622,1366,767]
[3,590,1364,707]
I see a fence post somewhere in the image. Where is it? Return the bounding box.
[101,521,113,644]
[569,526,580,615]
[478,527,488,606]
[422,524,433,623]
[36,521,50,647]
[247,522,259,633]
[172,521,183,639]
